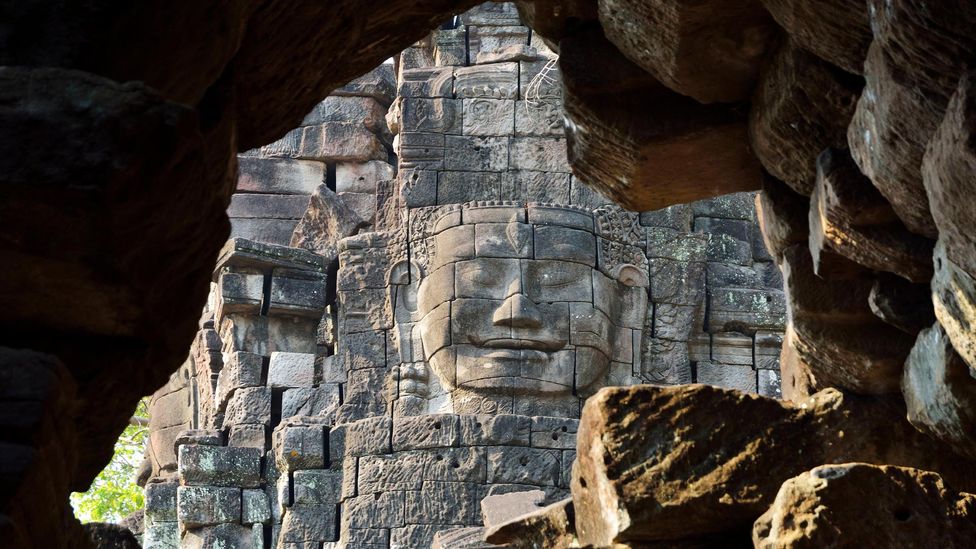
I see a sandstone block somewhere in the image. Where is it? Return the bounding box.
[268,352,315,388]
[217,269,264,316]
[572,384,976,545]
[460,2,521,26]
[392,414,461,451]
[468,26,530,61]
[398,132,446,170]
[400,97,462,134]
[868,273,935,335]
[903,324,976,459]
[181,524,256,549]
[707,288,786,334]
[269,272,328,318]
[434,27,466,66]
[503,171,571,204]
[514,98,563,137]
[301,96,387,136]
[293,470,342,505]
[229,217,299,247]
[484,498,575,548]
[227,193,309,219]
[756,175,809,262]
[274,421,326,472]
[437,171,502,203]
[639,203,694,231]
[281,386,341,420]
[405,481,480,525]
[529,417,578,450]
[177,486,241,528]
[344,491,405,529]
[758,369,782,399]
[142,521,179,549]
[759,0,871,74]
[290,183,368,260]
[459,414,532,447]
[443,136,509,171]
[333,64,396,106]
[144,481,178,524]
[646,228,707,263]
[509,137,569,172]
[931,240,976,377]
[329,416,393,458]
[237,157,325,195]
[215,352,263,412]
[227,424,266,450]
[259,122,386,163]
[753,464,976,548]
[748,40,860,195]
[697,362,757,393]
[809,148,933,283]
[462,98,515,136]
[480,489,546,529]
[488,447,561,487]
[398,67,455,99]
[178,445,262,487]
[455,63,519,99]
[280,504,337,543]
[242,488,270,525]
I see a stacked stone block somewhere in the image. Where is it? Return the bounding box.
[273,413,577,548]
[642,194,787,396]
[233,64,397,245]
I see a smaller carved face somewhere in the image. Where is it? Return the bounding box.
[406,206,647,399]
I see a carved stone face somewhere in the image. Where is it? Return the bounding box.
[405,204,647,404]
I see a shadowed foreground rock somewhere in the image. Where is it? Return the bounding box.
[753,463,976,548]
[571,384,976,546]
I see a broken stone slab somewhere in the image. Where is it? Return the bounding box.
[300,96,389,139]
[484,498,575,549]
[809,148,934,283]
[281,385,341,420]
[559,25,761,211]
[597,0,776,103]
[753,463,976,548]
[227,424,265,449]
[280,503,338,543]
[778,325,825,402]
[572,384,976,546]
[476,44,543,65]
[178,445,262,487]
[749,40,861,195]
[290,182,369,261]
[903,323,976,460]
[480,489,546,530]
[215,352,262,412]
[468,26,530,62]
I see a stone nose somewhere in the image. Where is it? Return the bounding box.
[492,293,543,329]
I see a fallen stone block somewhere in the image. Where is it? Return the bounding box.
[480,489,546,530]
[572,384,976,545]
[753,463,976,548]
[484,497,575,549]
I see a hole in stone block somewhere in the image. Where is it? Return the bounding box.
[519,456,529,466]
[894,508,912,522]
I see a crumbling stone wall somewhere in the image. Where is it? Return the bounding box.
[140,4,785,548]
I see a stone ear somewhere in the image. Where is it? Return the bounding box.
[389,260,424,313]
[613,264,649,288]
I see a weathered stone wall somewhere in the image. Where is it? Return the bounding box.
[140,4,786,548]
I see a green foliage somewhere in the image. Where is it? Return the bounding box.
[71,399,149,523]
